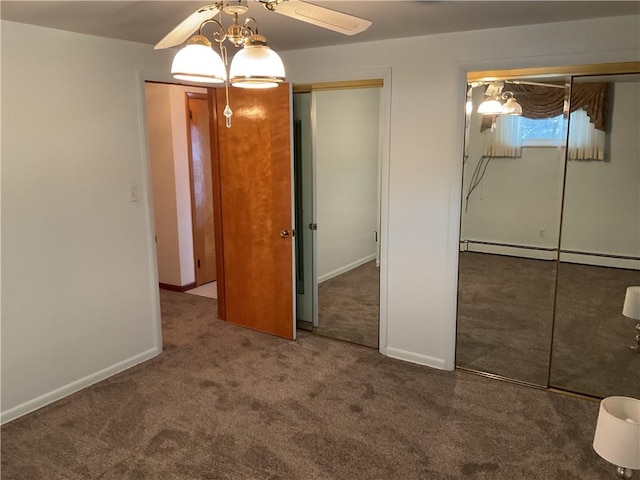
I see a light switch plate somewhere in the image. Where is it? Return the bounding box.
[129,185,139,202]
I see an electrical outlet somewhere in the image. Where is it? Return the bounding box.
[539,228,545,238]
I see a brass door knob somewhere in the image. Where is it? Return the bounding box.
[280,229,290,238]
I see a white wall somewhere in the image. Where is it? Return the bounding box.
[1,15,638,423]
[1,21,175,423]
[169,86,202,286]
[145,83,206,287]
[145,83,182,285]
[461,85,566,254]
[315,88,380,281]
[281,14,640,370]
[562,81,640,260]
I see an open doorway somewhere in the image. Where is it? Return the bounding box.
[143,79,296,340]
[144,82,217,299]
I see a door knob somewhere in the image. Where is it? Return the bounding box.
[280,229,290,238]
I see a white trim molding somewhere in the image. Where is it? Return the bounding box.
[386,347,451,370]
[1,347,160,425]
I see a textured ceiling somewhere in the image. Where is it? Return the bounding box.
[1,1,639,52]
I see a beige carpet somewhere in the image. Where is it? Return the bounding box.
[457,251,640,399]
[1,289,614,479]
[315,260,379,348]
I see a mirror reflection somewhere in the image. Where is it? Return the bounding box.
[294,84,382,349]
[550,73,640,398]
[456,76,568,385]
[457,65,640,399]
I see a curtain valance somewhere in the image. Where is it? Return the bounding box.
[481,83,608,132]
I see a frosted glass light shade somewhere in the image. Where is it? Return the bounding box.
[502,97,523,115]
[477,99,503,115]
[623,286,640,320]
[593,396,640,470]
[230,38,285,89]
[171,35,226,84]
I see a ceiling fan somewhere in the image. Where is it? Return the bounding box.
[155,1,371,128]
[154,0,373,50]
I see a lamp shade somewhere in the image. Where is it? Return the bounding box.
[623,286,640,320]
[502,97,523,115]
[593,396,640,470]
[230,35,285,89]
[477,99,503,115]
[171,35,226,84]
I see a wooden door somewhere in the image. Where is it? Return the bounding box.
[186,93,217,286]
[213,85,295,339]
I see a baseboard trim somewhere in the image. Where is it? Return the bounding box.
[1,347,161,425]
[159,282,197,292]
[318,253,377,284]
[460,241,639,269]
[461,242,557,261]
[385,347,452,371]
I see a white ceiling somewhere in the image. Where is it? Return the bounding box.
[1,1,639,52]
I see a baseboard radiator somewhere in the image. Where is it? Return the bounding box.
[460,240,640,270]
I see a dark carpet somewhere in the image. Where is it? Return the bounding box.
[551,261,640,398]
[1,289,613,479]
[457,251,640,399]
[315,260,379,348]
[456,252,557,386]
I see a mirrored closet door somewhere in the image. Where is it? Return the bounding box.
[293,81,383,349]
[456,63,640,399]
[457,74,569,386]
[550,72,640,398]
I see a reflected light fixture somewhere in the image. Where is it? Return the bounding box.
[477,81,523,116]
[501,92,523,115]
[169,1,286,127]
[593,396,640,479]
[623,286,640,352]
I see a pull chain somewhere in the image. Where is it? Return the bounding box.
[219,43,233,128]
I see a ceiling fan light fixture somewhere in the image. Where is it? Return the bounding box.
[171,35,227,84]
[477,98,503,115]
[502,96,523,115]
[229,34,286,89]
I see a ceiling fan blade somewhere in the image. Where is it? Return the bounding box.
[273,0,372,36]
[154,4,222,50]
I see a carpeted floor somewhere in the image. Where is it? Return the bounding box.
[457,251,640,398]
[552,261,640,398]
[456,252,557,386]
[315,260,379,348]
[1,289,614,479]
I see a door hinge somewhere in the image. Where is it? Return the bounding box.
[291,229,295,237]
[189,110,193,120]
[197,259,201,268]
[309,223,318,231]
